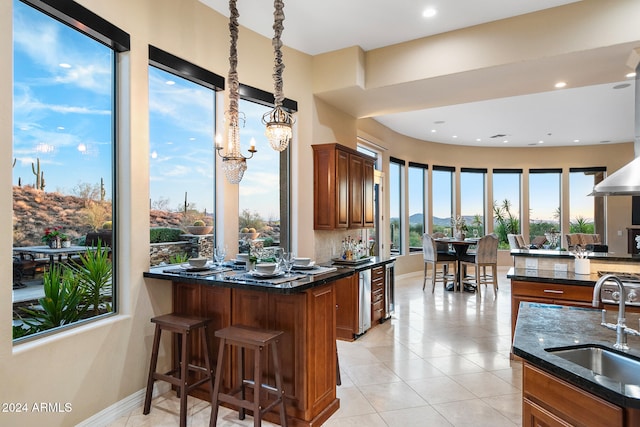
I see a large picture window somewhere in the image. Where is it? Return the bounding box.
[529,169,561,246]
[148,46,223,266]
[12,0,129,340]
[569,167,606,237]
[389,157,405,255]
[408,162,427,251]
[432,166,454,236]
[460,168,486,238]
[493,169,522,248]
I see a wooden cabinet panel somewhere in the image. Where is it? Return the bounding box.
[313,143,374,230]
[336,149,349,228]
[335,275,359,341]
[523,363,623,427]
[348,154,364,228]
[306,284,337,417]
[523,398,573,427]
[363,159,375,228]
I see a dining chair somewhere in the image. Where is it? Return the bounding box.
[460,233,499,297]
[422,233,457,292]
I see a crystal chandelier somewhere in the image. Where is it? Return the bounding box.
[262,0,295,152]
[216,0,256,184]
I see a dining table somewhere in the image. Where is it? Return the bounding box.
[12,245,96,267]
[434,237,479,291]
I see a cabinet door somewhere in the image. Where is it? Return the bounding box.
[523,398,572,427]
[348,153,364,228]
[336,149,350,228]
[335,275,359,341]
[363,159,375,228]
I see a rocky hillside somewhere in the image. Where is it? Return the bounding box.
[13,186,184,246]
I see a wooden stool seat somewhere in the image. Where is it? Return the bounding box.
[210,325,288,427]
[143,314,214,427]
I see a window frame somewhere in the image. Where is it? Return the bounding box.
[408,161,428,252]
[13,0,130,342]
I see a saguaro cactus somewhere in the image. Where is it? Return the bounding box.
[31,157,45,190]
[100,177,106,201]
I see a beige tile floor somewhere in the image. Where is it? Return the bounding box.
[109,266,522,427]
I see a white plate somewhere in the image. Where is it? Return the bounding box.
[248,270,284,279]
[292,261,316,270]
[180,263,212,272]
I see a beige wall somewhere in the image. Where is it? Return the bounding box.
[1,0,638,425]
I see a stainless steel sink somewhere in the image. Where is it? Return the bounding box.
[546,344,640,396]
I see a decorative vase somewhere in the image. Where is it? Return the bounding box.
[61,240,71,248]
[455,231,465,240]
[48,238,61,249]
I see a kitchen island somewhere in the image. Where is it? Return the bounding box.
[144,257,392,426]
[513,302,640,426]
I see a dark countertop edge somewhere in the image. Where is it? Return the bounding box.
[143,257,394,294]
[511,249,640,262]
[506,267,598,286]
[513,303,640,409]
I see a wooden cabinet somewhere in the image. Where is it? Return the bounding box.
[313,143,375,230]
[335,274,359,341]
[523,363,626,427]
[371,265,385,324]
[173,281,339,427]
[511,280,593,343]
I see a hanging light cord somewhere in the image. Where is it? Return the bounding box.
[272,0,285,107]
[228,0,240,119]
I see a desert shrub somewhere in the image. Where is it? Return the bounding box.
[150,227,183,243]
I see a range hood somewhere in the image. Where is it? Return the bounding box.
[591,156,640,196]
[590,51,640,197]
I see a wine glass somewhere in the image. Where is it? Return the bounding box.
[473,229,479,239]
[214,245,227,270]
[283,251,295,277]
[273,247,284,271]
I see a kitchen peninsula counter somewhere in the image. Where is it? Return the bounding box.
[143,257,393,426]
[514,302,640,425]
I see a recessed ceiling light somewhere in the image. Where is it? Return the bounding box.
[59,63,71,68]
[554,81,567,88]
[503,140,508,143]
[430,129,436,133]
[627,72,636,78]
[422,8,437,18]
[538,140,544,144]
[452,135,458,139]
[573,139,580,143]
[476,138,482,142]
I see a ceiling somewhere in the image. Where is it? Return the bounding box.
[199,0,637,148]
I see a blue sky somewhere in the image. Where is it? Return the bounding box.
[14,0,280,220]
[13,0,113,196]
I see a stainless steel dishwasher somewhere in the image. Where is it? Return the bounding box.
[357,268,371,335]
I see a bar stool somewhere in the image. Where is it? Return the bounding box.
[143,314,214,427]
[210,325,288,427]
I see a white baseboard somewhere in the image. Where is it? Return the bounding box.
[75,382,171,427]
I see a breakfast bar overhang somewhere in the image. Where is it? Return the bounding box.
[143,266,357,426]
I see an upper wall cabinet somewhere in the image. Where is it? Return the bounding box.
[313,143,375,230]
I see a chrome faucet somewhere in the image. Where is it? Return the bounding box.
[593,274,640,350]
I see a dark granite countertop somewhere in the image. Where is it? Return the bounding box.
[511,249,640,263]
[143,256,394,294]
[507,267,598,287]
[513,302,640,408]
